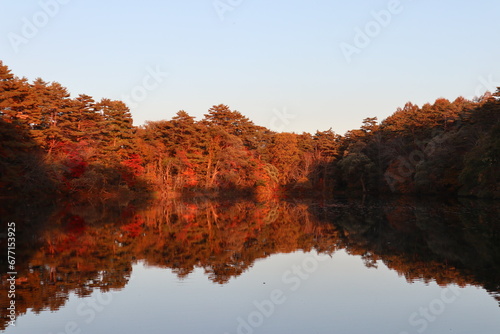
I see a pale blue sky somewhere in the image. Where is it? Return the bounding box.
[1,0,499,134]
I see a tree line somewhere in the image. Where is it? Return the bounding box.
[1,60,499,200]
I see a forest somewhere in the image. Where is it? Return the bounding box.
[1,60,499,201]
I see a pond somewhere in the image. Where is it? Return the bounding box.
[1,197,499,334]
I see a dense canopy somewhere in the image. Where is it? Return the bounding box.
[1,61,499,200]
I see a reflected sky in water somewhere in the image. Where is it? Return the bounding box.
[1,197,499,333]
[6,250,500,334]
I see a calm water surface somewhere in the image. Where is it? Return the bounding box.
[1,197,499,334]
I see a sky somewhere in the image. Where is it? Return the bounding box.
[1,0,499,135]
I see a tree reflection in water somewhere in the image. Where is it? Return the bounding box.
[0,197,499,330]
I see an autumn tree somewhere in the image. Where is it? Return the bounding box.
[25,80,75,155]
[203,104,264,149]
[268,132,301,185]
[0,61,30,123]
[309,129,341,189]
[380,102,420,135]
[98,98,136,160]
[0,63,56,196]
[70,94,103,144]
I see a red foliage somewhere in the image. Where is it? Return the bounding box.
[65,215,86,235]
[181,168,198,187]
[119,154,145,188]
[181,204,198,222]
[121,153,144,176]
[121,215,144,237]
[59,144,89,181]
[66,152,88,178]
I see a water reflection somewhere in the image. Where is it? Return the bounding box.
[0,197,499,331]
